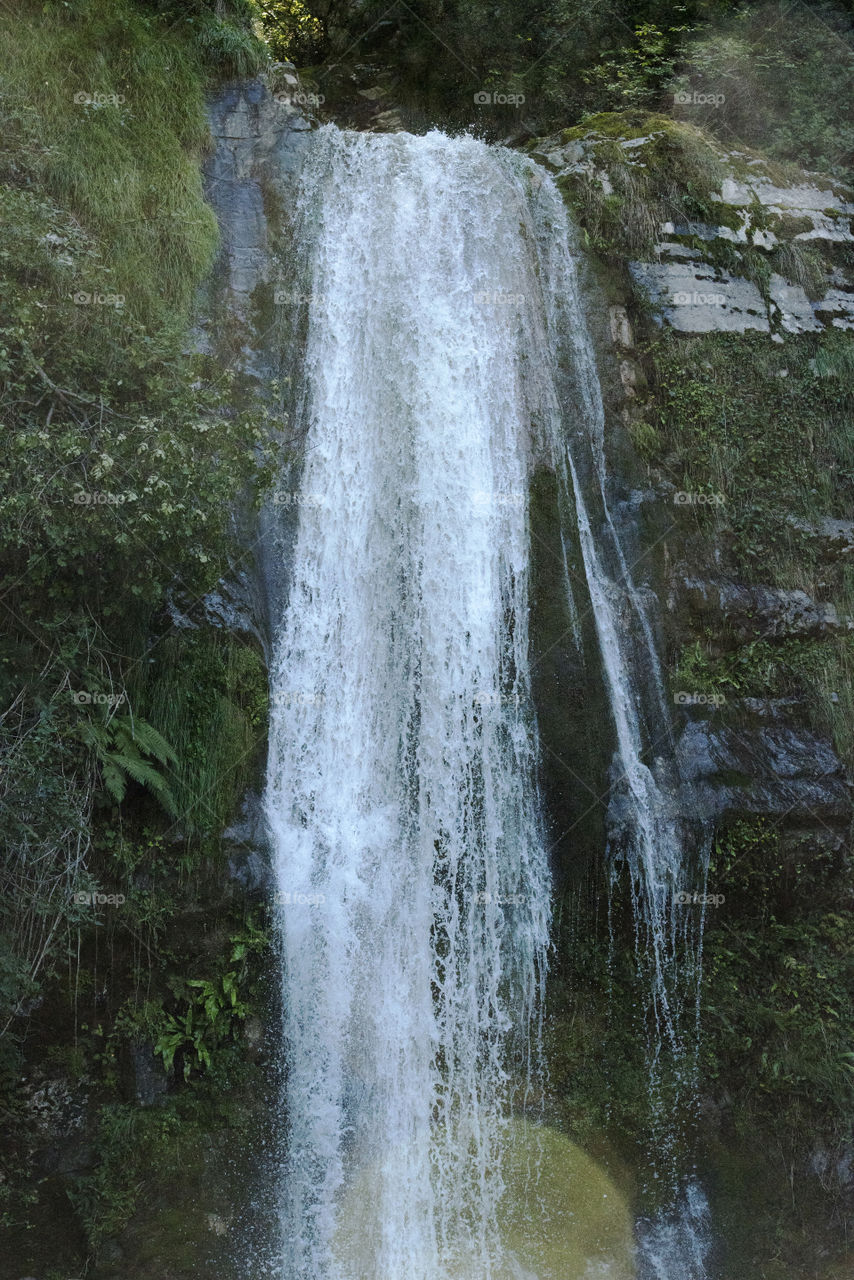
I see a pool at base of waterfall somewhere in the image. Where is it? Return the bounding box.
[331,1119,636,1280]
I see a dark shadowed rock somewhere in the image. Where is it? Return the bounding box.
[130,1043,170,1107]
[677,718,851,826]
[197,76,316,377]
[681,579,842,641]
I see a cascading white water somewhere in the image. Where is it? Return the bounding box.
[264,125,708,1280]
[264,129,554,1280]
[527,158,711,1279]
[526,162,711,1280]
[529,184,691,1077]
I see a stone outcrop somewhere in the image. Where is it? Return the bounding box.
[677,718,851,826]
[787,516,854,560]
[530,121,854,338]
[680,580,844,642]
[198,70,315,374]
[629,259,770,333]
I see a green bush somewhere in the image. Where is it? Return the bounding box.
[257,0,326,64]
[674,3,854,182]
[0,0,275,1045]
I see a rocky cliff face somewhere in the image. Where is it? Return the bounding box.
[189,87,853,1278]
[532,118,854,334]
[199,70,315,378]
[530,115,854,859]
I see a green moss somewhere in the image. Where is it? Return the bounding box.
[547,804,854,1263]
[560,110,672,141]
[0,1,224,328]
[69,1103,187,1254]
[546,904,648,1145]
[704,200,745,232]
[554,112,730,259]
[626,418,664,461]
[646,330,853,588]
[775,214,816,238]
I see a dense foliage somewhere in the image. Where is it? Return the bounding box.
[259,0,853,180]
[0,5,275,1261]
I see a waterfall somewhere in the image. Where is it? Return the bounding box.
[527,178,707,1141]
[265,129,552,1280]
[526,152,711,1278]
[264,125,707,1279]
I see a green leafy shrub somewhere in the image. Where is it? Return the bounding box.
[0,0,277,1049]
[258,0,326,64]
[155,969,249,1078]
[581,20,693,112]
[673,2,854,182]
[76,712,179,814]
[133,631,269,836]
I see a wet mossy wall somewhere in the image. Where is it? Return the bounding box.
[529,467,613,886]
[537,109,854,1280]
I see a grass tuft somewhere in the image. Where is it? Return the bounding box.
[1,0,222,327]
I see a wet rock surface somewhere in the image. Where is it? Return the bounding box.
[680,579,844,641]
[677,718,851,825]
[629,261,769,333]
[537,113,854,881]
[531,124,854,337]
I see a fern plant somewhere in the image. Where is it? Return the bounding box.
[75,712,179,816]
[152,921,268,1079]
[154,973,248,1080]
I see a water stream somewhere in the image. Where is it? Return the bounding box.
[263,126,709,1280]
